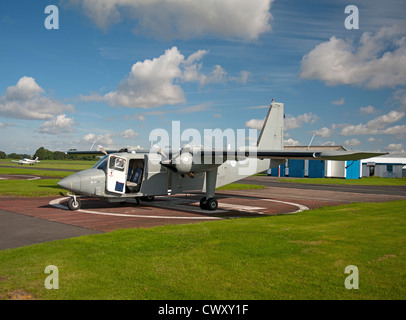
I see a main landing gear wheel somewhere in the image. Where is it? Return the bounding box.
[67,197,81,211]
[199,197,218,211]
[141,196,155,201]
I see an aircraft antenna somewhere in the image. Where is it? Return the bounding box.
[307,134,315,150]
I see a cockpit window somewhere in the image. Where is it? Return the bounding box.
[92,155,108,171]
[98,158,108,172]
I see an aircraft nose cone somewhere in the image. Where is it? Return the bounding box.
[57,174,81,192]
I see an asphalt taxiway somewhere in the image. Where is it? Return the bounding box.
[0,176,405,250]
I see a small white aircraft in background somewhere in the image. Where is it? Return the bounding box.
[12,157,40,165]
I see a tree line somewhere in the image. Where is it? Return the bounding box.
[0,147,97,161]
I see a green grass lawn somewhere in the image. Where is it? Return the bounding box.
[278,176,406,186]
[0,167,74,178]
[1,200,405,300]
[0,179,64,197]
[0,159,95,171]
[216,183,266,191]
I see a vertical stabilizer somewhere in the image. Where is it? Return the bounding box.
[256,102,284,150]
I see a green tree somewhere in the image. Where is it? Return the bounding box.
[34,147,54,160]
[8,153,22,159]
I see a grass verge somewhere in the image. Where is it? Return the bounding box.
[278,176,406,186]
[0,200,405,300]
[216,183,266,191]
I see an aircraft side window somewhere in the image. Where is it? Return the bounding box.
[114,158,125,171]
[115,158,125,170]
[108,156,126,172]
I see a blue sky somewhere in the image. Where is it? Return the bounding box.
[0,0,405,156]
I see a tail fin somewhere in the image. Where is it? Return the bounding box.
[256,101,284,150]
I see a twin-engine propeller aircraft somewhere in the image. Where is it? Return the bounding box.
[12,156,40,165]
[58,101,387,211]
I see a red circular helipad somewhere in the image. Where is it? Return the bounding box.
[1,178,404,244]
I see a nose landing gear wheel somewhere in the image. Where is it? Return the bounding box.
[67,197,81,211]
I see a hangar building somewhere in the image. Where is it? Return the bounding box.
[361,156,406,178]
[267,146,406,179]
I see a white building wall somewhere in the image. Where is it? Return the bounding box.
[304,160,309,177]
[361,157,406,178]
[325,160,345,178]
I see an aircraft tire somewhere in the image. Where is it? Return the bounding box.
[67,197,81,211]
[206,198,218,211]
[200,197,208,209]
[141,196,155,201]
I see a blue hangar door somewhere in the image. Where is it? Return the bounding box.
[308,160,325,178]
[270,163,285,177]
[288,160,305,177]
[346,160,360,179]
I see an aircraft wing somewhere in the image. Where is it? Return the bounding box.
[66,150,118,155]
[247,150,389,161]
[66,147,148,156]
[159,147,388,174]
[188,149,388,161]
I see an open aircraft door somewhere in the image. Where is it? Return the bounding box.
[107,155,127,194]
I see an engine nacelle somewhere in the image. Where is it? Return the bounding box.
[173,152,193,173]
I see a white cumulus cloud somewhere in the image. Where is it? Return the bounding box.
[245,112,319,131]
[120,129,139,139]
[360,105,376,115]
[284,113,319,130]
[245,118,264,130]
[340,110,405,136]
[385,143,404,152]
[67,0,274,40]
[300,24,406,89]
[102,47,186,108]
[0,76,74,120]
[82,133,114,147]
[344,138,361,147]
[83,47,250,109]
[312,127,331,138]
[37,114,75,135]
